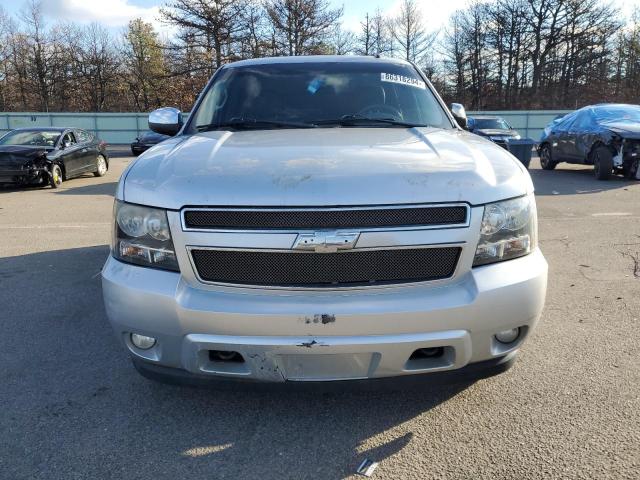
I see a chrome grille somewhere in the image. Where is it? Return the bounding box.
[190,247,461,287]
[183,205,468,230]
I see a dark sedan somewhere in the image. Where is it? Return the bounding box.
[0,127,108,188]
[538,104,640,180]
[468,115,521,148]
[131,131,170,156]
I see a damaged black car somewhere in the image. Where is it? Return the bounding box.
[0,127,108,188]
[538,104,640,180]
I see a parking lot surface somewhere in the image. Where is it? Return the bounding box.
[1,147,638,479]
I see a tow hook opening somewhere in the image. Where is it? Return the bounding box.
[405,346,454,371]
[208,350,245,363]
[409,347,444,360]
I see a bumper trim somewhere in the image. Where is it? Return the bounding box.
[132,352,517,391]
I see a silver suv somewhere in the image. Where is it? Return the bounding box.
[102,56,547,385]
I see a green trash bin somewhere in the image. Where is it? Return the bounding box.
[505,138,534,169]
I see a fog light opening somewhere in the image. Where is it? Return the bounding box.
[409,347,444,360]
[495,327,520,344]
[130,333,156,350]
[209,350,245,363]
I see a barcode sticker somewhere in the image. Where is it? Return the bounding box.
[381,72,426,89]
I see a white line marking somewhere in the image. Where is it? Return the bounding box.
[0,223,110,229]
[591,212,632,217]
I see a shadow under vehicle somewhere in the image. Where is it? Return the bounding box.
[0,127,109,188]
[467,115,521,149]
[130,130,171,156]
[537,103,640,180]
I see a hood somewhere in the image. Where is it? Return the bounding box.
[0,145,49,168]
[601,120,640,139]
[475,129,518,137]
[122,128,531,209]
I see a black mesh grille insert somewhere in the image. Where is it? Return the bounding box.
[191,247,461,287]
[184,206,467,230]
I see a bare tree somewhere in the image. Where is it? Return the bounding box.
[356,9,392,56]
[265,0,342,56]
[160,0,245,74]
[389,0,436,63]
[81,23,121,111]
[239,0,271,58]
[0,6,12,110]
[21,0,51,111]
[328,24,355,55]
[0,0,635,112]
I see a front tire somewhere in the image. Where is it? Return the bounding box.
[593,146,613,181]
[49,164,63,188]
[94,154,108,177]
[539,144,557,170]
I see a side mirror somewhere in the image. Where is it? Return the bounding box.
[62,140,71,149]
[149,107,183,136]
[450,103,467,129]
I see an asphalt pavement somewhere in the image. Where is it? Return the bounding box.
[0,147,638,479]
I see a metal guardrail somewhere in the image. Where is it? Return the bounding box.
[0,110,571,144]
[0,112,152,144]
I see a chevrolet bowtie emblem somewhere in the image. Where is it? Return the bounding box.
[293,231,360,253]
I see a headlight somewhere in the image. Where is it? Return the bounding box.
[473,194,537,267]
[513,134,521,140]
[112,201,179,271]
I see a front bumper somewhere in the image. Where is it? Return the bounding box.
[131,143,153,152]
[0,167,47,184]
[102,249,547,384]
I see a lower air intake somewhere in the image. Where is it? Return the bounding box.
[190,247,461,287]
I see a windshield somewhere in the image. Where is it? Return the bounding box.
[0,130,60,147]
[593,105,640,123]
[188,61,453,131]
[474,118,510,130]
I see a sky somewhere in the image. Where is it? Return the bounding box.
[1,0,639,35]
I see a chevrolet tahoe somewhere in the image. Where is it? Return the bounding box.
[102,56,548,386]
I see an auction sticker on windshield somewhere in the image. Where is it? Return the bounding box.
[381,73,426,89]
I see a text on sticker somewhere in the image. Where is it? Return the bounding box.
[381,73,426,89]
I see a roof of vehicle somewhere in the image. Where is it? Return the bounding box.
[590,103,639,108]
[9,127,69,132]
[226,55,413,69]
[574,103,640,113]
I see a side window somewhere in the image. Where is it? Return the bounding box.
[62,132,77,146]
[76,130,90,143]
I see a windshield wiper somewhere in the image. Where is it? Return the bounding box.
[196,118,317,131]
[314,115,426,128]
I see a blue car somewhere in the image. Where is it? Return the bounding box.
[537,104,640,180]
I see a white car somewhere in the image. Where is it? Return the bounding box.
[102,56,547,386]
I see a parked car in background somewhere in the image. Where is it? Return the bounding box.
[102,56,547,387]
[538,104,640,180]
[468,115,521,148]
[0,127,108,188]
[131,130,171,155]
